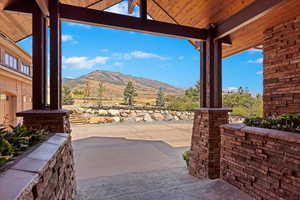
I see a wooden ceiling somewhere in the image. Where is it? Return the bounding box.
[1,0,300,57]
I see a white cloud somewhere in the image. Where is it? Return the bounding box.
[178,56,184,60]
[256,71,263,75]
[248,58,263,64]
[63,56,108,69]
[62,34,73,42]
[113,51,168,60]
[114,62,124,67]
[100,49,109,52]
[106,1,139,17]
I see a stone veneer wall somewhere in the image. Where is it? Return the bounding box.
[0,133,76,200]
[189,108,230,179]
[263,16,300,117]
[220,124,300,200]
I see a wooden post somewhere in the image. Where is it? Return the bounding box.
[200,41,207,107]
[32,2,46,109]
[203,27,222,108]
[50,0,61,110]
[43,16,48,107]
[213,39,222,108]
[140,0,147,20]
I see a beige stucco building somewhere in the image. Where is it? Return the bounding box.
[0,33,32,126]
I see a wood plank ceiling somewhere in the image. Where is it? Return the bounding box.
[1,0,300,57]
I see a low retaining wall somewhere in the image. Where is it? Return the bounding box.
[70,107,194,124]
[67,106,244,124]
[220,124,300,200]
[0,133,76,200]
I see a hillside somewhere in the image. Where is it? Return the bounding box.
[63,70,184,99]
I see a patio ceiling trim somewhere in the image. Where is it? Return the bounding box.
[215,0,287,39]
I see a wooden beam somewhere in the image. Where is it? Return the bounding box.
[49,0,61,110]
[32,2,46,109]
[59,4,208,41]
[140,0,147,20]
[35,0,49,16]
[216,0,286,39]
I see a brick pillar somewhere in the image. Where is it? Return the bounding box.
[263,16,300,117]
[16,109,71,133]
[189,108,231,179]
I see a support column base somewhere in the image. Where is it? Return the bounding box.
[189,108,231,179]
[16,109,71,133]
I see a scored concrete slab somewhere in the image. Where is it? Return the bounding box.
[72,121,252,200]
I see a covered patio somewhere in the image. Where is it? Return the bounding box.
[1,0,300,199]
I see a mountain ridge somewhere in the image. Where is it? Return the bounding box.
[63,70,184,99]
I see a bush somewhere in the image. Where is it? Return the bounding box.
[182,150,191,167]
[244,113,300,133]
[0,125,47,166]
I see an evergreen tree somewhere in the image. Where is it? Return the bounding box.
[123,81,137,105]
[156,88,165,107]
[97,81,105,106]
[62,86,74,105]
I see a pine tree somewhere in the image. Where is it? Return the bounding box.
[123,81,137,106]
[97,81,105,106]
[156,88,165,107]
[62,86,74,105]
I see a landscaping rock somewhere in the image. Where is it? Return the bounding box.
[108,109,120,116]
[112,117,121,122]
[153,113,164,120]
[165,114,173,121]
[144,113,153,122]
[98,110,108,116]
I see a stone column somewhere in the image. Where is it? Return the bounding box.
[17,109,71,133]
[189,108,231,179]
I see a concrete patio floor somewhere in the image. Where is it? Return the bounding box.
[72,121,252,200]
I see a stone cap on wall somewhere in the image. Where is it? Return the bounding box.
[16,109,71,117]
[0,133,70,200]
[221,123,300,144]
[193,108,232,112]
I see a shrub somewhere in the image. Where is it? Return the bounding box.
[182,150,191,167]
[0,125,47,167]
[244,113,300,133]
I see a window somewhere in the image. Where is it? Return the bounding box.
[4,53,17,69]
[21,63,30,75]
[0,94,7,101]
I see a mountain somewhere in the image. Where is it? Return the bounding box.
[63,70,184,99]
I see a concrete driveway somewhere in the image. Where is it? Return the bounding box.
[71,121,251,200]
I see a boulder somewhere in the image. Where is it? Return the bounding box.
[98,109,108,116]
[143,113,153,122]
[88,116,106,124]
[165,113,173,121]
[135,117,143,122]
[152,113,164,121]
[108,109,120,116]
[120,112,128,117]
[112,117,121,122]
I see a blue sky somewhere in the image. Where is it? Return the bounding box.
[18,1,263,93]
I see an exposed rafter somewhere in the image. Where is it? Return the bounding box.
[128,0,138,14]
[215,0,287,39]
[35,0,49,16]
